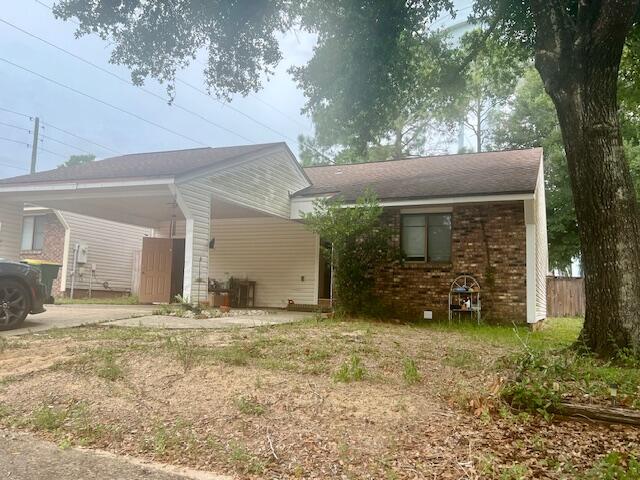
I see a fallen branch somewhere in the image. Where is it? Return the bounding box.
[266,428,278,460]
[554,402,640,426]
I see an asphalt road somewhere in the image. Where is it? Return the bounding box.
[0,429,229,480]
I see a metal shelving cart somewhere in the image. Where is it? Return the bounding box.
[448,274,481,324]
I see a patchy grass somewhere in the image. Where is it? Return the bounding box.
[54,295,139,305]
[234,395,266,415]
[0,316,638,479]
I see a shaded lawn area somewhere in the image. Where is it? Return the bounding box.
[0,317,638,479]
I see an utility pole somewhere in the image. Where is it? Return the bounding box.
[30,116,39,174]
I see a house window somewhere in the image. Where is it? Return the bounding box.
[401,213,452,262]
[21,215,46,251]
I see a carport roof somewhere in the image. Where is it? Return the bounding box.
[0,142,285,185]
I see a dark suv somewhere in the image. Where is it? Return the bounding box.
[0,261,47,330]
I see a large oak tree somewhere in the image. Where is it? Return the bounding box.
[53,0,640,356]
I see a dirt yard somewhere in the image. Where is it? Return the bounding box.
[0,318,637,479]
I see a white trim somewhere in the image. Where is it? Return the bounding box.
[526,223,536,324]
[313,233,320,305]
[524,199,536,324]
[378,193,533,207]
[0,177,174,194]
[53,210,71,292]
[183,218,195,299]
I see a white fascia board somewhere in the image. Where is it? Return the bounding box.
[53,210,71,293]
[0,177,174,194]
[291,192,534,219]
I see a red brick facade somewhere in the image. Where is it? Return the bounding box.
[19,212,65,294]
[375,201,527,323]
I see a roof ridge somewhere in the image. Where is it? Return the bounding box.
[302,147,542,169]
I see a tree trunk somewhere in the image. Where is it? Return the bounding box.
[531,1,640,356]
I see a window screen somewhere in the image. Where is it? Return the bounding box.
[401,213,452,262]
[427,213,451,262]
[20,215,46,251]
[401,214,426,260]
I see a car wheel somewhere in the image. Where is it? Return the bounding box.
[0,279,30,330]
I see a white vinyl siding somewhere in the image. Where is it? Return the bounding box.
[0,202,22,261]
[60,211,151,292]
[534,160,548,321]
[210,217,319,308]
[208,150,309,219]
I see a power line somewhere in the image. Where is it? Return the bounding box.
[42,122,121,155]
[0,17,254,143]
[0,160,28,172]
[0,106,31,119]
[178,79,334,163]
[33,0,81,26]
[0,104,121,155]
[0,120,31,133]
[40,133,94,155]
[39,146,66,158]
[0,136,29,147]
[0,56,208,147]
[249,93,310,129]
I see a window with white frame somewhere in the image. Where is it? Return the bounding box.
[21,215,46,251]
[401,213,452,262]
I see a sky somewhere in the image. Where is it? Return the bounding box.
[0,1,471,180]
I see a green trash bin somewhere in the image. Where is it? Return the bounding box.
[21,259,62,304]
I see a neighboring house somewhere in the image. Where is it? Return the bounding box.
[19,206,151,298]
[0,143,547,324]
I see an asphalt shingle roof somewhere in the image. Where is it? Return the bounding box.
[0,143,284,185]
[297,148,542,201]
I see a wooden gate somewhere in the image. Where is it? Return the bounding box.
[546,276,585,317]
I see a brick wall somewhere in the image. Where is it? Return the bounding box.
[19,212,66,294]
[375,201,527,323]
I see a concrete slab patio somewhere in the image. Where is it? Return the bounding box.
[106,310,312,329]
[1,304,156,336]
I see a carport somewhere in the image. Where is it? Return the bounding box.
[0,143,314,305]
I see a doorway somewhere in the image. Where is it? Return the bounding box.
[139,237,185,303]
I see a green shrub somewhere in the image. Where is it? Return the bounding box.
[303,190,399,316]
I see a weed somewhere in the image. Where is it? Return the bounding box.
[58,438,72,450]
[402,357,421,385]
[443,348,480,369]
[166,336,198,372]
[499,463,528,480]
[228,440,266,475]
[95,351,124,381]
[144,420,197,457]
[32,405,69,431]
[234,395,265,415]
[0,337,7,354]
[334,354,366,382]
[582,452,640,480]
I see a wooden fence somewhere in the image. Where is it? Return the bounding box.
[546,276,585,317]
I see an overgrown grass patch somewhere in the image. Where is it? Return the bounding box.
[54,347,124,381]
[54,295,139,305]
[501,347,640,413]
[402,357,421,385]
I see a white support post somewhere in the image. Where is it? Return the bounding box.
[524,199,537,324]
[0,201,23,261]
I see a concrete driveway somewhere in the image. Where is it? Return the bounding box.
[1,304,157,336]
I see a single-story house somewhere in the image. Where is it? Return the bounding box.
[0,142,547,324]
[19,206,151,298]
